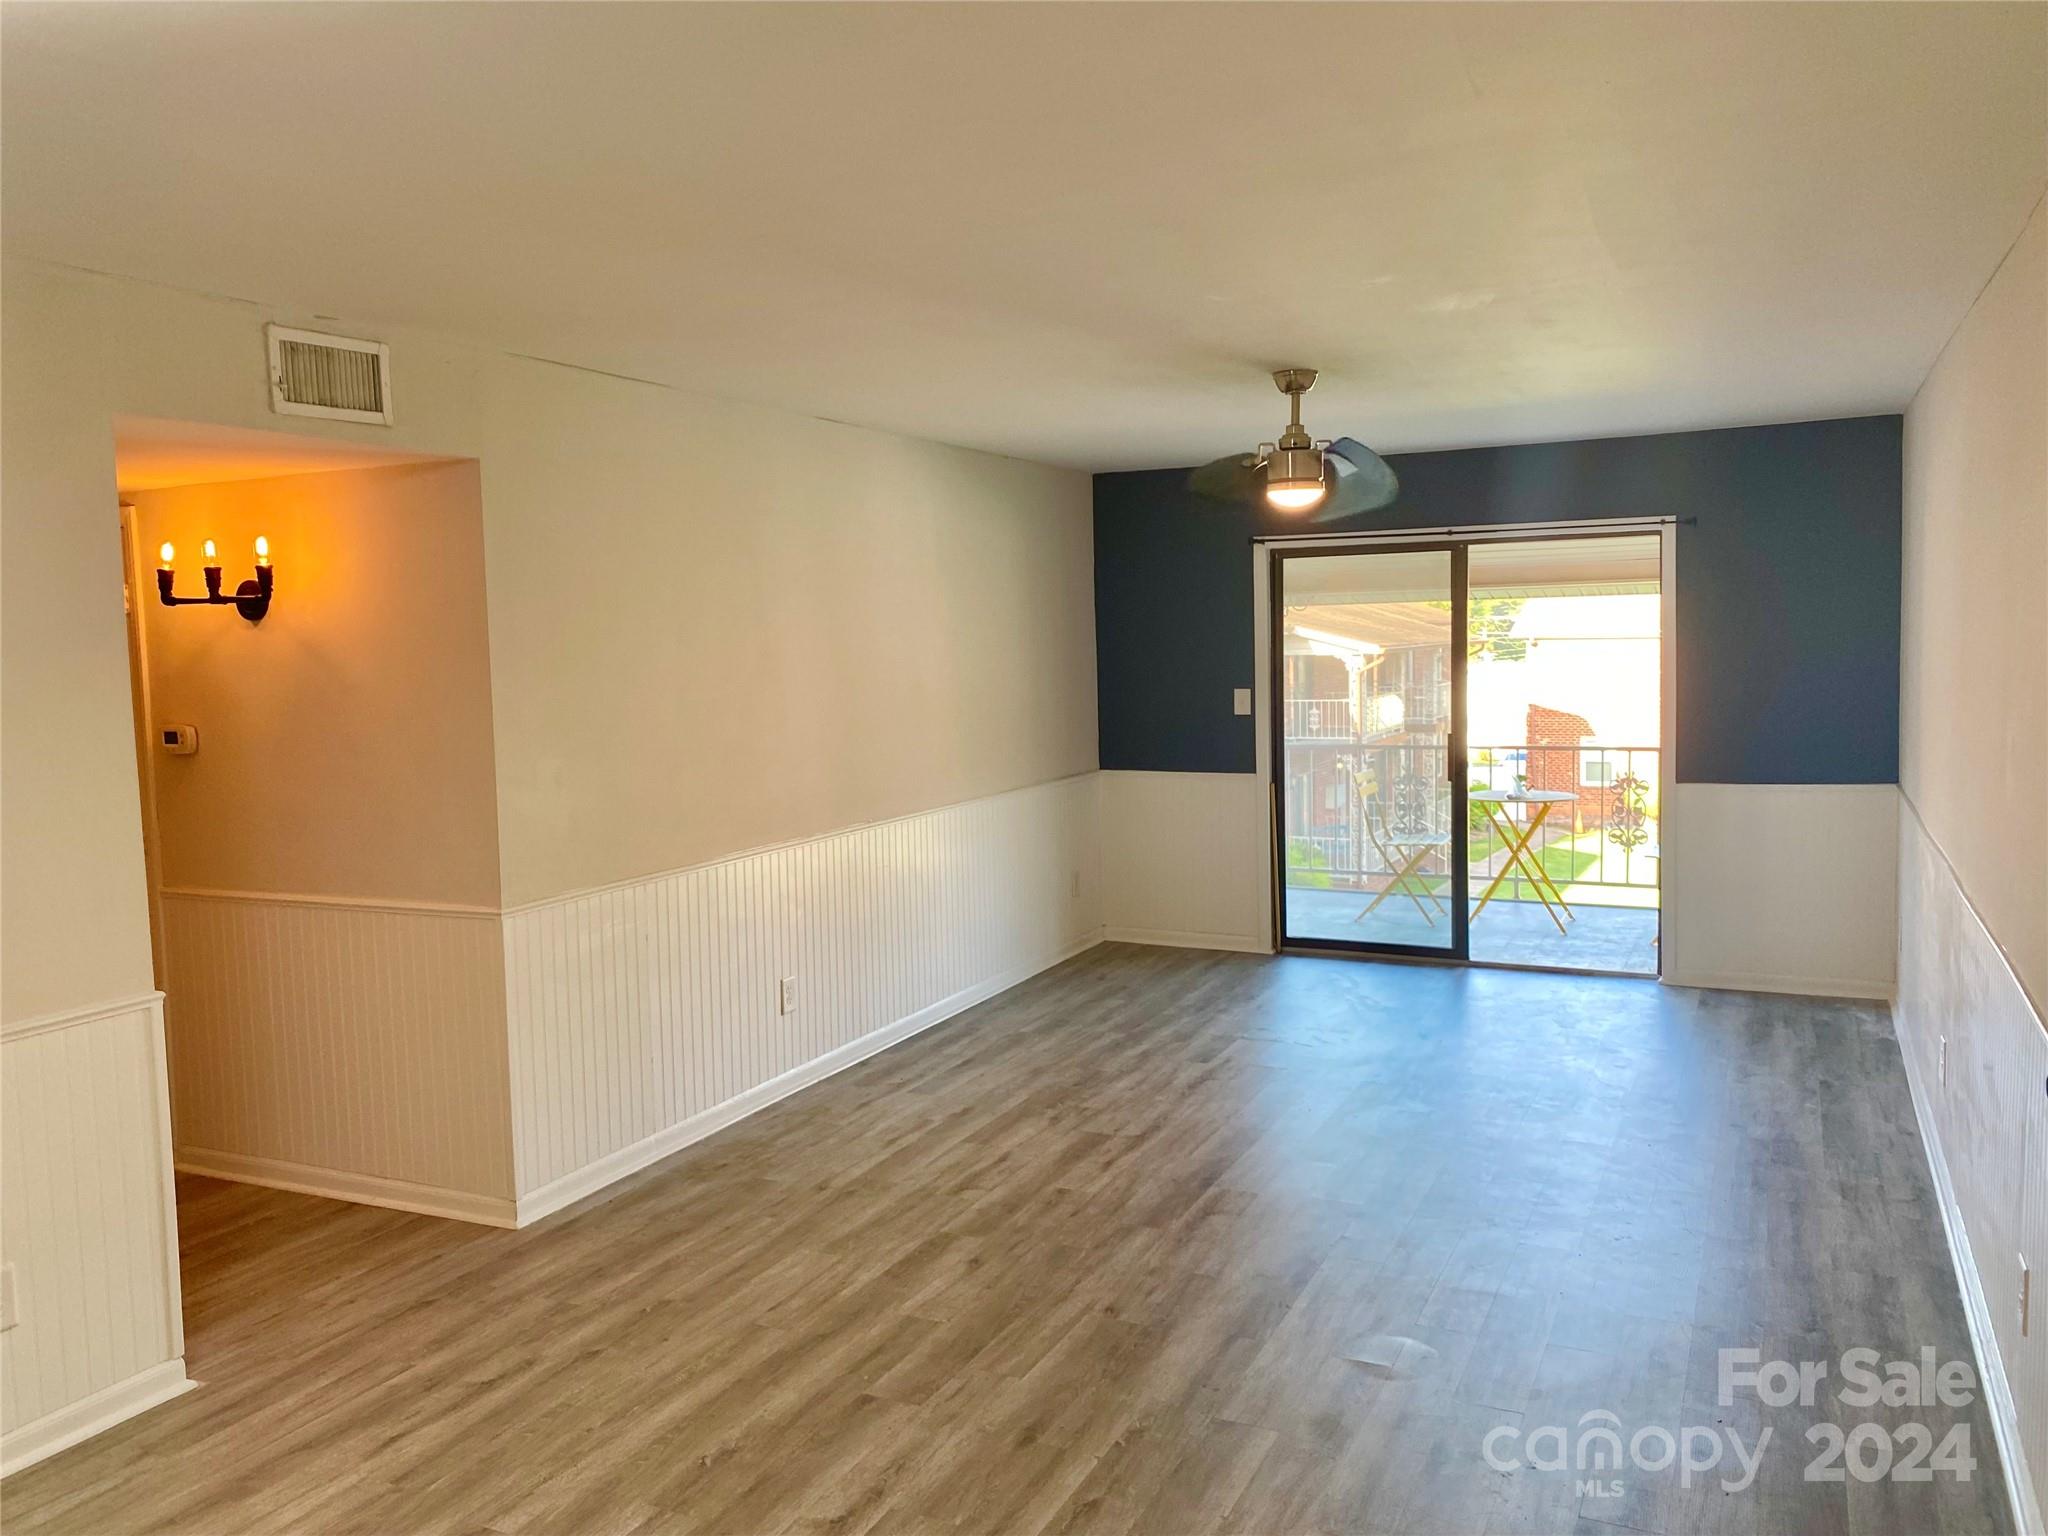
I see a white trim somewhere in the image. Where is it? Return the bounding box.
[158,886,498,919]
[1657,520,1677,983]
[141,994,186,1359]
[1250,543,1278,951]
[175,1148,518,1228]
[1660,969,1894,1002]
[1102,927,1268,954]
[503,770,1102,917]
[1896,1001,2043,1536]
[1,989,164,1043]
[0,1358,195,1479]
[514,930,1103,1227]
[1899,788,2045,1027]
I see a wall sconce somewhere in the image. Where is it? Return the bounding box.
[157,536,273,622]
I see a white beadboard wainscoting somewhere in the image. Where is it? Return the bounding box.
[1098,771,1270,952]
[1895,798,2047,1536]
[160,890,517,1224]
[0,994,192,1476]
[1660,782,1899,998]
[505,773,1103,1221]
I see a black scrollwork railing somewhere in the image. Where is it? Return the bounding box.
[1280,743,1661,906]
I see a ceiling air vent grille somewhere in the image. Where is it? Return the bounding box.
[266,324,393,424]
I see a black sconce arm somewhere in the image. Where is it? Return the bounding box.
[157,562,273,623]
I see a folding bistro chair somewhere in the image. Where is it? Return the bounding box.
[1353,766,1449,927]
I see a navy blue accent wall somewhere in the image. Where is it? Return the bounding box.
[1094,415,1901,783]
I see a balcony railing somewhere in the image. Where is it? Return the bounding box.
[1283,693,1449,742]
[1282,743,1660,906]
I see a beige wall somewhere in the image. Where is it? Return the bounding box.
[131,461,501,908]
[1897,195,2047,1530]
[2,255,1096,1018]
[474,362,1097,906]
[1,282,159,1022]
[1902,196,2047,1007]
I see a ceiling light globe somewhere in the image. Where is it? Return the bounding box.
[1264,445,1327,512]
[1266,482,1326,511]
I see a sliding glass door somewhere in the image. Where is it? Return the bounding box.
[1273,544,1467,957]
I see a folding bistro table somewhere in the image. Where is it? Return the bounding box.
[1467,788,1577,935]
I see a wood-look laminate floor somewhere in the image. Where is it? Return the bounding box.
[5,945,2011,1536]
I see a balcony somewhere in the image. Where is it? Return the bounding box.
[1281,740,1660,974]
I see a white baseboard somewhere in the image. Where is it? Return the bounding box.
[514,931,1104,1226]
[175,1148,517,1228]
[1661,968,1894,1002]
[0,1358,194,1479]
[1103,926,1269,955]
[1896,1015,2043,1536]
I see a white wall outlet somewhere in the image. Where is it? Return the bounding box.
[2020,1254,2032,1339]
[1938,1035,1948,1085]
[1,1263,18,1332]
[778,976,798,1015]
[1232,687,1252,717]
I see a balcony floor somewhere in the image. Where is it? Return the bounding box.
[1285,885,1660,975]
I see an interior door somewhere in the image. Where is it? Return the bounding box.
[1273,543,1467,957]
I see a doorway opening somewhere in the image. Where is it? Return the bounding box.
[112,414,513,1325]
[1272,530,1664,976]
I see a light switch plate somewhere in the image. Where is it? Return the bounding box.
[1232,688,1252,716]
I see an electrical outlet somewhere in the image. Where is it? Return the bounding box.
[778,976,798,1015]
[2021,1255,2032,1339]
[1,1263,17,1332]
[1938,1035,1948,1085]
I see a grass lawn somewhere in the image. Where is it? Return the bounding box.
[1285,824,1660,910]
[1469,824,1660,908]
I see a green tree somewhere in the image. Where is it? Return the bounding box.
[1468,597,1526,662]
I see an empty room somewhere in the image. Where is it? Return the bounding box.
[1,4,2042,1534]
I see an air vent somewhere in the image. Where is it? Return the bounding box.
[266,324,393,424]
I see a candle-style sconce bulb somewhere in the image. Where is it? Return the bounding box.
[154,535,274,622]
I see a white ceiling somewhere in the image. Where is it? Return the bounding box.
[6,3,2043,471]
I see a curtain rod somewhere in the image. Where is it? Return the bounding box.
[1250,515,1688,546]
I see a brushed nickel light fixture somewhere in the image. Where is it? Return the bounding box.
[1188,369,1399,519]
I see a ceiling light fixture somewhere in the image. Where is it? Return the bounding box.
[1187,370,1399,521]
[1262,369,1327,512]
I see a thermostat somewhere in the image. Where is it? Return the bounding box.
[160,724,198,756]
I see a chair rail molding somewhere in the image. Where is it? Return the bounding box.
[504,772,1104,1217]
[1894,795,2046,1536]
